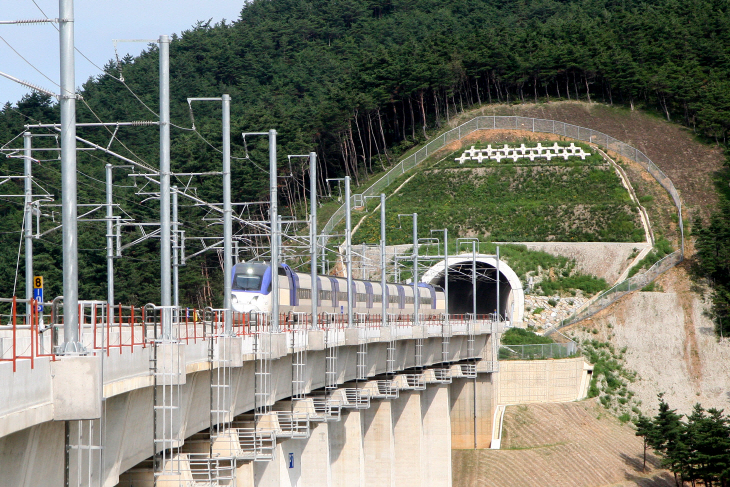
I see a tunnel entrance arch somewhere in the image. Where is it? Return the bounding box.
[422,254,524,323]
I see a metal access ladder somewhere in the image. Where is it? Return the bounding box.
[325,321,339,390]
[292,327,307,400]
[149,306,184,484]
[65,419,103,487]
[356,314,369,380]
[209,327,233,441]
[254,328,272,417]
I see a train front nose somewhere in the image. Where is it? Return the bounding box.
[232,293,265,313]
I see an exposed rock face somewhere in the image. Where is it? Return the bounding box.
[523,294,587,331]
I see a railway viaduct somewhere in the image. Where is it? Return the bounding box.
[0,256,557,487]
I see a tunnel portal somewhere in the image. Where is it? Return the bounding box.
[422,255,524,323]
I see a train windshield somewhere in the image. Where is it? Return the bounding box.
[233,263,269,291]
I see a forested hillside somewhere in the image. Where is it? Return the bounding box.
[0,0,729,308]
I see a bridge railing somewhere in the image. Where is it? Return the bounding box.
[1,302,498,372]
[551,250,683,331]
[0,297,46,371]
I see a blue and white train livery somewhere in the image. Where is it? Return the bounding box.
[230,262,445,316]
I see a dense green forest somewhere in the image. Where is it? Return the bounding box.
[693,193,730,337]
[0,0,729,308]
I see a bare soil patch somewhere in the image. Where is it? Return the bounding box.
[618,159,679,245]
[432,129,573,160]
[452,400,673,487]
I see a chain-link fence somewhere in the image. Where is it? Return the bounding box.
[321,116,683,251]
[552,249,683,331]
[320,116,685,330]
[498,342,578,360]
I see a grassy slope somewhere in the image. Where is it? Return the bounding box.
[349,141,643,245]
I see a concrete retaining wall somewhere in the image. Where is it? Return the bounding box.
[497,357,593,405]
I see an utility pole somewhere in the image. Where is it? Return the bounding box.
[241,130,277,329]
[106,164,114,316]
[365,192,389,329]
[430,228,448,328]
[309,152,318,328]
[380,194,387,330]
[398,213,419,327]
[496,246,500,323]
[345,176,352,328]
[59,0,81,352]
[159,34,172,339]
[24,133,32,322]
[222,95,232,335]
[413,212,419,327]
[172,186,179,313]
[472,243,477,318]
[269,130,279,332]
[187,95,233,334]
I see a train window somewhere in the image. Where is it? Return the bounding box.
[319,290,331,301]
[374,295,382,303]
[297,288,312,300]
[233,263,268,291]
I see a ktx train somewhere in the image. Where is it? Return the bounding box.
[231,262,445,316]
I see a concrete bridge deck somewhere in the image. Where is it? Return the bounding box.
[0,314,502,487]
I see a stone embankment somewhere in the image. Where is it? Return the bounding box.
[522,294,587,331]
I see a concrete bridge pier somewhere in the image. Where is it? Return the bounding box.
[449,374,495,449]
[393,390,424,487]
[329,410,364,487]
[361,400,395,487]
[421,385,452,486]
[254,420,333,487]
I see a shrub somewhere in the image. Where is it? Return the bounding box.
[539,274,608,296]
[628,238,674,277]
[501,327,554,345]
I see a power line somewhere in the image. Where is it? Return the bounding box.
[29,0,124,82]
[0,34,59,88]
[78,98,156,172]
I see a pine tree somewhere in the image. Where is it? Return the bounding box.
[651,395,687,486]
[634,413,655,472]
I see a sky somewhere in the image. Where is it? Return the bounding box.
[0,0,246,106]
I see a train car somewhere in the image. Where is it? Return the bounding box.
[230,261,445,317]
